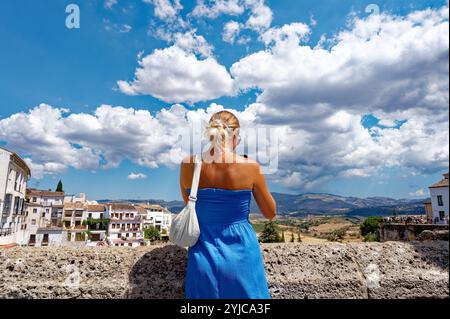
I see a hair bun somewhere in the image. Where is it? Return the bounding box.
[205,119,230,142]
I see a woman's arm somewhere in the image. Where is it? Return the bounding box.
[179,157,192,205]
[252,163,277,220]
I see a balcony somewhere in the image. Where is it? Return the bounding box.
[0,228,12,237]
[111,218,140,222]
[38,222,63,230]
[65,225,88,231]
[110,227,141,233]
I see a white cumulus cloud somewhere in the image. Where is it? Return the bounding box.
[117,45,235,103]
[128,173,148,180]
[144,0,183,21]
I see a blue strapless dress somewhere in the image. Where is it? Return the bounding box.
[185,188,270,299]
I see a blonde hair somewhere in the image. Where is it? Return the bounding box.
[205,111,240,151]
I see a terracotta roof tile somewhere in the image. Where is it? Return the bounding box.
[109,203,136,211]
[429,173,449,189]
[27,188,65,197]
[87,205,106,212]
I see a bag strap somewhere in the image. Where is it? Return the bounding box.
[189,155,202,203]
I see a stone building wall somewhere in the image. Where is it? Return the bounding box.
[0,242,448,299]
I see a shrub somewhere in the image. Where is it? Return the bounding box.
[326,228,347,242]
[360,216,383,237]
[364,232,379,242]
[144,226,161,242]
[259,221,283,243]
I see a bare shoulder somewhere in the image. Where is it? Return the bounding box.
[237,155,261,172]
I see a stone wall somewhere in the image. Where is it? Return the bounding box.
[380,224,449,241]
[0,241,448,299]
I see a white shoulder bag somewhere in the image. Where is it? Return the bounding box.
[169,155,202,248]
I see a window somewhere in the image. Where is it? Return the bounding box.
[29,234,36,245]
[437,195,444,206]
[33,208,37,214]
[439,211,445,221]
[31,219,36,225]
[100,213,104,219]
[32,197,37,203]
[13,196,20,214]
[3,194,12,213]
[88,213,92,219]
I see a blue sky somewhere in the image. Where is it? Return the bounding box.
[0,0,448,201]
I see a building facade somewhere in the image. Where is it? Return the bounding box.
[108,204,144,247]
[423,199,433,224]
[86,204,109,246]
[0,147,31,245]
[63,194,88,245]
[22,189,65,247]
[429,173,449,225]
[137,204,172,238]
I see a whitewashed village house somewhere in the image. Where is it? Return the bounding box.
[23,189,65,247]
[63,193,107,246]
[0,147,30,245]
[428,172,449,224]
[137,204,172,239]
[85,204,109,246]
[108,203,144,247]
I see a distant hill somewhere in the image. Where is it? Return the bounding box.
[255,193,426,217]
[98,192,426,217]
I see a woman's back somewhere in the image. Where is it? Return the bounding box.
[180,153,276,220]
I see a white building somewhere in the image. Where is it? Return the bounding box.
[0,147,31,245]
[137,204,172,238]
[108,203,144,247]
[85,204,109,246]
[22,189,65,247]
[63,197,88,245]
[429,173,449,224]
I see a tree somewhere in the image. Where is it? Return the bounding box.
[56,180,64,192]
[298,233,302,242]
[144,226,161,242]
[259,221,283,243]
[360,216,383,242]
[290,232,295,243]
[281,231,285,242]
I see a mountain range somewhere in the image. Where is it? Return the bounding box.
[98,192,426,218]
